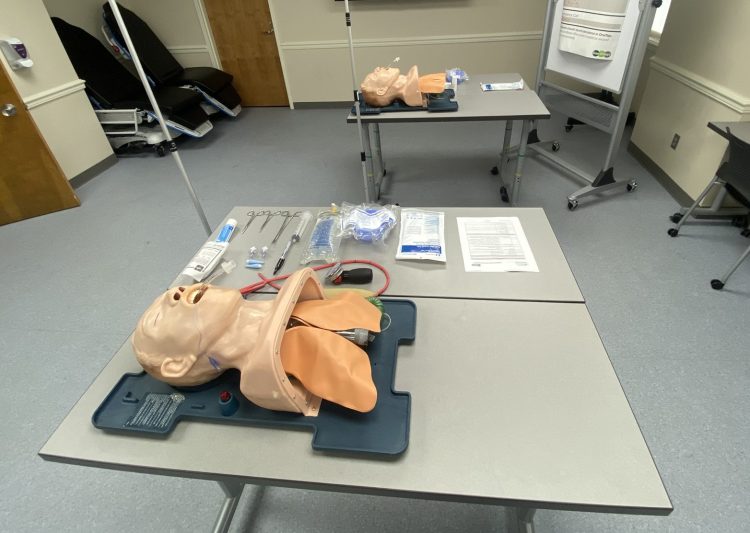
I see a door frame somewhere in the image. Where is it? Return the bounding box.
[195,0,294,108]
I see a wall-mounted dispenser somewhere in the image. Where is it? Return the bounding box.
[1,37,33,69]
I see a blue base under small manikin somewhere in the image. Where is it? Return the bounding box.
[92,300,416,456]
[353,89,458,115]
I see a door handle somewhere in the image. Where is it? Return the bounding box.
[1,103,17,117]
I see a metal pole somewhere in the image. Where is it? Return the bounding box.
[343,0,375,202]
[106,0,212,236]
[601,0,658,170]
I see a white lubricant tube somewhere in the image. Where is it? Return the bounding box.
[182,218,237,282]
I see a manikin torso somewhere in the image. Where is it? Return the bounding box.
[133,269,382,415]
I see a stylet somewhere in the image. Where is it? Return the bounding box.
[273,211,313,275]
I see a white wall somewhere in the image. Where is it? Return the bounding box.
[43,0,220,69]
[1,0,113,181]
[631,0,750,199]
[271,0,547,103]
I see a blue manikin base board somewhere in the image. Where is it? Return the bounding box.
[352,89,458,115]
[92,299,415,456]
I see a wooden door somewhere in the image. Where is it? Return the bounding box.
[203,0,289,106]
[0,64,79,226]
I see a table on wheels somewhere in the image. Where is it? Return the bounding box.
[40,206,671,533]
[347,73,550,205]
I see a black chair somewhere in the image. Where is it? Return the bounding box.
[668,127,750,290]
[52,17,211,135]
[102,2,241,116]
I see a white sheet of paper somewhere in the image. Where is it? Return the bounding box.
[456,217,539,272]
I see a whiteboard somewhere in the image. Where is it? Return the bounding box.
[545,0,642,94]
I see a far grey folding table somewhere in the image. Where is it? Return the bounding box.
[671,121,750,221]
[346,73,550,205]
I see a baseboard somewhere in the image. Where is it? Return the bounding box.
[69,154,118,189]
[627,142,692,207]
[293,101,350,109]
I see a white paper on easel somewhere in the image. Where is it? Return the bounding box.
[559,0,629,61]
[457,217,539,273]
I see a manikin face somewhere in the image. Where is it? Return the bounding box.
[360,65,422,107]
[133,284,246,386]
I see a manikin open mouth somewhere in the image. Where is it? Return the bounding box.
[186,285,207,304]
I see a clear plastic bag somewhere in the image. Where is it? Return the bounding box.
[300,206,344,264]
[340,202,398,244]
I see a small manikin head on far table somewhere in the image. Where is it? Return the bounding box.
[360,64,447,108]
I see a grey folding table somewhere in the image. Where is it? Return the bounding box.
[210,206,583,303]
[346,73,550,205]
[39,206,671,533]
[671,121,750,221]
[40,298,671,532]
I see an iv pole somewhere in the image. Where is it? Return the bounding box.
[343,0,376,202]
[106,0,212,235]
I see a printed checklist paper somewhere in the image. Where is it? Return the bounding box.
[456,217,539,272]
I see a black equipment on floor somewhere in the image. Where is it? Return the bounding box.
[102,2,241,117]
[52,16,213,142]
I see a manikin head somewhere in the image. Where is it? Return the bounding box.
[132,268,382,415]
[361,65,422,107]
[360,66,448,108]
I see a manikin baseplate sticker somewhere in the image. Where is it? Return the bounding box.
[125,393,185,430]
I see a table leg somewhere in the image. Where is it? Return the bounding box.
[212,480,244,533]
[361,123,376,202]
[505,507,537,533]
[511,120,531,206]
[372,123,385,182]
[498,120,513,179]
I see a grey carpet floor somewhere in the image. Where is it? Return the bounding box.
[1,108,748,533]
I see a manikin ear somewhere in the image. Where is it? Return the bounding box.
[161,354,198,378]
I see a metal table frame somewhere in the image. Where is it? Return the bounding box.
[347,73,550,206]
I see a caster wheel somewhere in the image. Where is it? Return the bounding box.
[567,200,578,211]
[155,144,167,157]
[551,142,561,152]
[670,212,683,224]
[742,229,750,238]
[667,228,679,237]
[500,186,510,203]
[565,125,573,133]
[491,166,499,176]
[711,279,725,290]
[626,180,638,192]
[731,215,747,228]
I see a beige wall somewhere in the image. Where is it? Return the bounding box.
[1,0,112,181]
[271,0,547,103]
[43,0,219,69]
[40,0,656,111]
[632,0,750,199]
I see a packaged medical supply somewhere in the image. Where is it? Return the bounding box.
[480,80,524,91]
[300,205,344,264]
[445,68,469,85]
[395,209,446,262]
[182,218,237,281]
[341,202,398,243]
